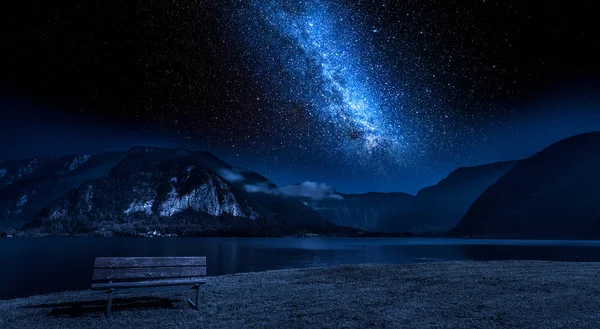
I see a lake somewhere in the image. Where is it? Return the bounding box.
[2,237,600,300]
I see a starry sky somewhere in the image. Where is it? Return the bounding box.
[2,0,600,193]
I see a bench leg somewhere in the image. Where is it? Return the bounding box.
[106,290,114,317]
[195,286,200,312]
[186,286,200,313]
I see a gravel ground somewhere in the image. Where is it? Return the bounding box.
[1,260,600,329]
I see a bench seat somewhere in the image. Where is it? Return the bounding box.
[92,277,207,290]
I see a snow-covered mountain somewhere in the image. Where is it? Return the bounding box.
[1,147,353,237]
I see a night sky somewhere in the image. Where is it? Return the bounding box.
[2,0,600,193]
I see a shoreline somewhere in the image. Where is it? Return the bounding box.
[2,260,600,328]
[3,230,598,239]
[3,235,600,241]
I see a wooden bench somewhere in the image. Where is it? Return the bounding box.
[91,256,207,316]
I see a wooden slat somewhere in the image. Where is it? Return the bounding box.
[94,257,206,269]
[91,284,204,295]
[93,266,206,281]
[112,285,201,295]
[92,278,207,290]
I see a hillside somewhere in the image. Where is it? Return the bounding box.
[452,132,600,239]
[1,147,348,237]
[375,161,516,234]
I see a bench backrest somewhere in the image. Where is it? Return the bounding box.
[93,257,207,282]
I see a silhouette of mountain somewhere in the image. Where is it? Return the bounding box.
[305,192,415,232]
[375,161,517,234]
[452,132,600,239]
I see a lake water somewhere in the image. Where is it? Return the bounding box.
[2,237,600,300]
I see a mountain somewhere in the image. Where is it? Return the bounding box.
[304,192,415,232]
[2,147,349,237]
[0,152,128,229]
[375,161,517,234]
[452,132,600,239]
[167,152,343,234]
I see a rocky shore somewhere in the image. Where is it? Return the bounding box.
[1,261,599,328]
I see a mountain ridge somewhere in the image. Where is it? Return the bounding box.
[452,131,600,239]
[1,147,354,237]
[4,131,600,239]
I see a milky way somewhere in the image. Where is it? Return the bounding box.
[230,0,536,175]
[7,0,596,193]
[237,0,410,166]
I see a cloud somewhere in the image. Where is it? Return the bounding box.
[243,181,343,201]
[278,182,343,200]
[243,182,272,193]
[324,193,344,200]
[217,168,245,182]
